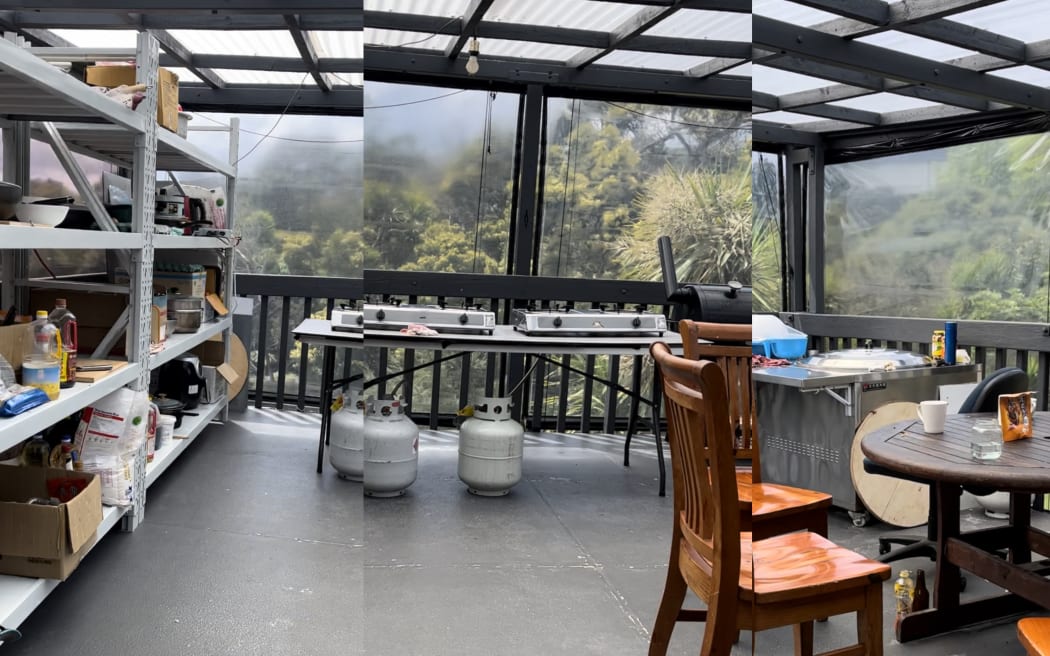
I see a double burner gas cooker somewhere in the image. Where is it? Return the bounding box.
[363,303,496,335]
[331,307,363,333]
[512,307,666,336]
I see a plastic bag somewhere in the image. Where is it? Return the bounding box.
[74,388,149,506]
[0,386,50,417]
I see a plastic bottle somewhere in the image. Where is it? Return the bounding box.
[911,569,929,613]
[49,299,78,389]
[60,436,75,470]
[22,311,62,400]
[19,435,51,467]
[894,570,915,618]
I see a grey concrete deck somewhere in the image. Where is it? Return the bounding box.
[2,407,1045,655]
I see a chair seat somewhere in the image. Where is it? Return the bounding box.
[740,532,891,604]
[1019,618,1050,656]
[740,479,832,521]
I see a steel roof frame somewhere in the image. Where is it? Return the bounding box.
[754,0,1050,151]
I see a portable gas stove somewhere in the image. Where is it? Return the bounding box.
[363,303,495,334]
[331,307,364,333]
[512,308,666,336]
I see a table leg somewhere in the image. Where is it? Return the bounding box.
[317,345,336,475]
[1011,492,1033,565]
[623,355,643,467]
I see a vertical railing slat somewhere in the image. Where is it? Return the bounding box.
[253,294,269,409]
[297,297,313,412]
[275,296,291,410]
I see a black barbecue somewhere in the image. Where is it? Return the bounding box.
[657,236,751,324]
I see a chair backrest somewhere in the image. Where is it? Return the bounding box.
[959,367,1029,414]
[651,342,740,601]
[679,319,758,480]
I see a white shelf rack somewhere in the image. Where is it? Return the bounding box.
[149,316,231,369]
[153,234,230,250]
[145,397,226,488]
[0,226,143,250]
[0,364,141,455]
[0,503,129,630]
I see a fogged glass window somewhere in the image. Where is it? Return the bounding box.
[753,151,782,312]
[824,134,1050,321]
[538,99,750,283]
[363,83,516,274]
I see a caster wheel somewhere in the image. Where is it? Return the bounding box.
[0,628,22,645]
[849,511,871,528]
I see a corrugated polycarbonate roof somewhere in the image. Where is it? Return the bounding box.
[753,0,1050,142]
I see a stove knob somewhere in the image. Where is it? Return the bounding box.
[394,298,402,307]
[553,317,562,328]
[356,314,364,326]
[632,317,641,328]
[376,309,386,321]
[459,313,469,324]
[726,281,742,298]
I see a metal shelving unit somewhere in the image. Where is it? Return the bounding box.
[0,32,238,634]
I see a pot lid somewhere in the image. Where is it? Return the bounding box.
[154,395,184,411]
[801,348,932,372]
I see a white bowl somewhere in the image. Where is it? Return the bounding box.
[15,202,69,227]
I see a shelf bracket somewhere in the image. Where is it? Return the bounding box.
[803,385,853,417]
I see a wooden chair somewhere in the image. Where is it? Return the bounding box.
[1018,618,1050,655]
[679,319,831,540]
[648,342,890,656]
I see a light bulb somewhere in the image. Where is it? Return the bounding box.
[466,37,480,75]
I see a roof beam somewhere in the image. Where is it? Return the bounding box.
[813,0,1004,36]
[147,28,224,89]
[754,16,1050,111]
[179,84,361,116]
[0,1,362,11]
[788,0,890,24]
[8,11,362,30]
[444,0,495,59]
[565,1,686,69]
[284,14,329,92]
[597,0,749,7]
[752,121,823,147]
[366,11,750,59]
[365,46,750,109]
[0,12,71,46]
[688,57,747,78]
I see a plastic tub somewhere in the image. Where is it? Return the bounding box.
[751,314,809,359]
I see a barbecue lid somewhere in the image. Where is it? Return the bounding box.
[801,348,932,372]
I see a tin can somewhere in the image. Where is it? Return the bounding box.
[931,330,945,361]
[943,322,957,365]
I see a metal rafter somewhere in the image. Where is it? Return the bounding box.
[813,0,1005,37]
[565,1,686,69]
[754,16,1050,112]
[179,84,362,116]
[444,0,495,59]
[0,1,362,11]
[365,46,749,109]
[0,12,71,46]
[365,11,750,60]
[789,0,890,24]
[688,57,746,78]
[146,27,224,89]
[284,14,330,92]
[7,11,362,30]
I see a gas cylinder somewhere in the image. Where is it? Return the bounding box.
[363,398,418,497]
[458,396,523,496]
[329,385,366,481]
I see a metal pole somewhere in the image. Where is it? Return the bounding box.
[807,144,826,314]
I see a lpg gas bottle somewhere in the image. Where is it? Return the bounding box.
[329,386,366,481]
[363,398,418,497]
[458,396,523,496]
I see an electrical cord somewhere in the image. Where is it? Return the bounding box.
[234,72,311,164]
[604,101,750,131]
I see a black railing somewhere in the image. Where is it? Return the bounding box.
[779,312,1050,410]
[238,271,671,432]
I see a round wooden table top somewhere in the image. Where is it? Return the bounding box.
[861,411,1050,493]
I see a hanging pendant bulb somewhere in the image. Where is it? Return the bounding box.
[466,37,480,76]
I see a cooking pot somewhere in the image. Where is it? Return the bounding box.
[153,395,185,429]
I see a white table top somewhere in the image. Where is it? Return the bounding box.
[292,318,684,356]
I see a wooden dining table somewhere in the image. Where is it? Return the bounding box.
[862,412,1050,642]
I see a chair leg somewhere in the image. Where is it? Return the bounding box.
[699,600,737,656]
[793,622,814,656]
[857,583,883,656]
[649,564,688,656]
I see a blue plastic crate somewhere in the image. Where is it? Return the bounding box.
[751,336,808,359]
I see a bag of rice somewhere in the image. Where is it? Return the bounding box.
[74,388,149,506]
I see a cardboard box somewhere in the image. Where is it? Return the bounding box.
[85,65,180,133]
[29,289,128,354]
[0,323,33,373]
[193,336,241,404]
[0,466,103,580]
[115,269,207,300]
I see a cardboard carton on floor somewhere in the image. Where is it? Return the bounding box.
[0,466,103,580]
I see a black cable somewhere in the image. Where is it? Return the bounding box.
[554,99,578,277]
[604,101,750,131]
[366,89,469,110]
[235,73,310,164]
[471,92,495,273]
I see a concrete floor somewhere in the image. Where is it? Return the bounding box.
[2,408,1046,655]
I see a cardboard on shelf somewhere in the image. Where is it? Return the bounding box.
[85,65,180,133]
[0,322,33,373]
[29,289,127,355]
[0,466,103,580]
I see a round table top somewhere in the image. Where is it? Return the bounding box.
[861,411,1050,493]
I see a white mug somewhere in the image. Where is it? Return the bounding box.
[917,400,949,434]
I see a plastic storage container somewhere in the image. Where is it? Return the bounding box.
[751,314,809,359]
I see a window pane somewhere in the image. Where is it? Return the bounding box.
[753,151,782,313]
[824,134,1050,321]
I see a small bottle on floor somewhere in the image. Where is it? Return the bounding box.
[894,570,915,618]
[911,569,929,612]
